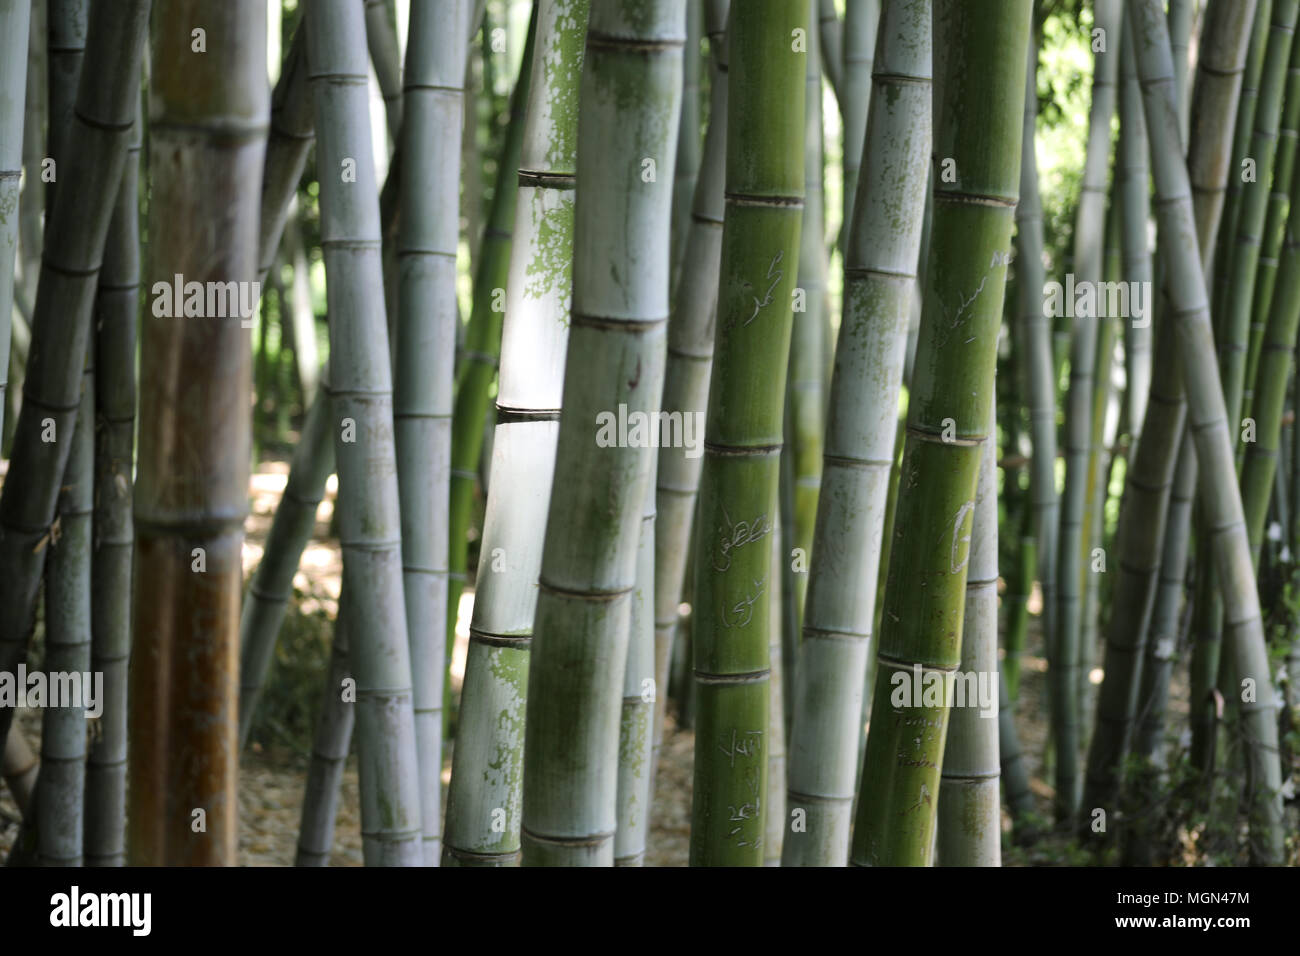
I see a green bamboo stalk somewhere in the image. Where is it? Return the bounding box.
[1245,33,1300,413]
[782,0,930,868]
[817,0,842,107]
[295,597,356,866]
[1212,0,1271,317]
[1014,28,1058,712]
[1120,26,1152,449]
[441,0,591,867]
[1003,506,1034,702]
[650,0,728,790]
[393,0,471,868]
[690,0,805,867]
[446,0,537,670]
[237,379,334,747]
[0,0,32,448]
[849,0,1029,867]
[670,0,702,295]
[129,0,266,866]
[936,399,1000,867]
[615,463,658,866]
[788,0,827,633]
[1054,0,1121,823]
[1218,0,1297,452]
[763,511,786,866]
[839,0,877,256]
[83,100,139,868]
[0,0,148,779]
[1241,174,1300,564]
[305,0,422,866]
[1128,0,1286,863]
[521,0,682,867]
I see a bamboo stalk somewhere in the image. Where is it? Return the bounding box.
[649,0,728,794]
[689,0,805,867]
[1054,0,1121,822]
[295,598,356,866]
[0,0,32,446]
[936,399,1000,867]
[522,0,684,867]
[0,0,149,783]
[238,379,334,747]
[83,98,140,868]
[850,0,1030,867]
[130,0,267,866]
[1127,0,1287,863]
[441,0,591,867]
[670,0,702,295]
[305,0,422,866]
[1119,26,1152,450]
[446,0,537,677]
[839,0,877,256]
[1245,33,1300,413]
[393,0,471,868]
[782,0,930,868]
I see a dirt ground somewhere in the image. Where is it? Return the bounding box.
[0,460,1195,866]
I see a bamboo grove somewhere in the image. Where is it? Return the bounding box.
[0,0,1298,870]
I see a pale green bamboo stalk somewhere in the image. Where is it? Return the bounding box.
[782,0,930,868]
[257,28,316,290]
[1178,0,1260,770]
[365,0,403,142]
[817,0,842,107]
[0,0,149,775]
[238,379,334,747]
[1015,29,1059,713]
[936,399,1000,867]
[305,0,422,866]
[17,0,45,318]
[1128,0,1286,863]
[1132,428,1195,767]
[83,100,139,868]
[295,598,356,866]
[1053,0,1121,823]
[446,0,537,677]
[998,661,1034,823]
[690,0,805,867]
[670,0,702,295]
[850,0,1029,867]
[1169,0,1195,144]
[522,0,682,867]
[649,0,728,790]
[393,0,471,868]
[441,0,591,867]
[615,464,658,866]
[839,0,877,256]
[1120,26,1152,449]
[0,0,32,447]
[37,336,92,866]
